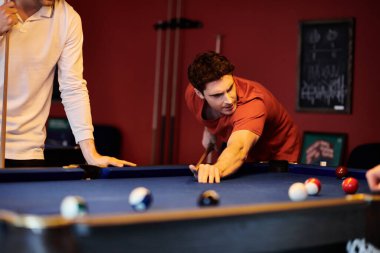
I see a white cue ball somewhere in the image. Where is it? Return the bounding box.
[288,182,308,201]
[60,195,88,219]
[128,187,153,212]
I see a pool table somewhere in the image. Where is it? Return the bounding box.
[0,162,379,253]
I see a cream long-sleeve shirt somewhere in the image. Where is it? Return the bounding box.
[0,0,94,160]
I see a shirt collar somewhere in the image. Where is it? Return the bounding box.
[40,5,55,18]
[24,5,55,22]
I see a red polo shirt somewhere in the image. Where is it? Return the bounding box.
[185,76,301,162]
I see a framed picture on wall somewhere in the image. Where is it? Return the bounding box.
[296,18,355,113]
[300,131,347,167]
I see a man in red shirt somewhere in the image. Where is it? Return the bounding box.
[186,51,301,183]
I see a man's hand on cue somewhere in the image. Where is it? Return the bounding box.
[189,164,221,184]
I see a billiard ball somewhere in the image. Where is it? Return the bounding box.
[336,166,348,179]
[198,190,220,207]
[288,182,308,201]
[304,178,322,195]
[342,177,359,194]
[60,195,88,219]
[128,187,153,211]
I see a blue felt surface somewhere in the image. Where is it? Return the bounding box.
[0,167,370,216]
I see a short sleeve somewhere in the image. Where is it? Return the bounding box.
[232,98,267,136]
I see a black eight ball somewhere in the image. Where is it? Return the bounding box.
[198,190,220,207]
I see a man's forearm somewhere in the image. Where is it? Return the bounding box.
[214,144,247,177]
[78,138,100,164]
[213,130,259,178]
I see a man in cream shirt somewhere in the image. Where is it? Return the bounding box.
[0,0,134,167]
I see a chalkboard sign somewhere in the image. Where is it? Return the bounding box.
[297,19,355,113]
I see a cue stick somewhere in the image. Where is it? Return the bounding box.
[167,0,182,163]
[159,0,173,164]
[195,143,215,169]
[150,21,163,164]
[1,0,11,169]
[215,34,222,54]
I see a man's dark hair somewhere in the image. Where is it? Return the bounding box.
[187,51,235,92]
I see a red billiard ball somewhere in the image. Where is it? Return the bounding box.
[342,177,359,194]
[335,166,348,179]
[304,178,322,195]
